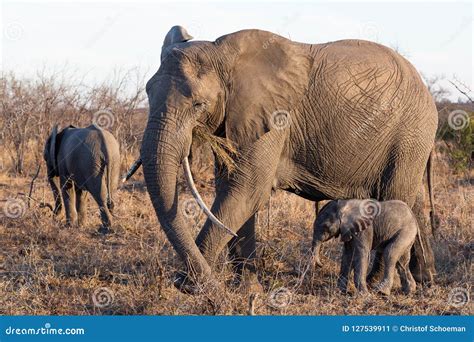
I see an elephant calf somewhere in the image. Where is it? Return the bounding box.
[312,199,419,295]
[44,124,120,233]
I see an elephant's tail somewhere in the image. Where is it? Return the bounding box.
[427,149,436,234]
[95,126,113,209]
[105,142,114,210]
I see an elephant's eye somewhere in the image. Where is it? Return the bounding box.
[192,101,207,111]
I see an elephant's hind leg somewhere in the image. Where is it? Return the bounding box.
[410,189,435,284]
[367,249,384,286]
[89,178,113,234]
[379,152,435,285]
[377,239,409,296]
[75,188,88,227]
[60,177,78,226]
[397,250,417,294]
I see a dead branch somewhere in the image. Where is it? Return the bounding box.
[248,293,259,315]
[27,165,41,208]
[449,79,474,103]
[18,192,53,212]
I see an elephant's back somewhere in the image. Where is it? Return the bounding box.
[376,200,418,239]
[313,39,437,127]
[288,39,438,200]
[96,128,120,161]
[59,127,120,179]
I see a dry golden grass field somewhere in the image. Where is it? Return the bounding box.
[0,143,472,315]
[0,74,472,315]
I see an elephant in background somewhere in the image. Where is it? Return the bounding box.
[140,25,438,292]
[44,124,121,233]
[312,199,419,295]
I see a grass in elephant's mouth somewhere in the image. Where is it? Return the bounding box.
[0,146,472,315]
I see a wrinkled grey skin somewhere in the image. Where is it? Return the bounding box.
[140,25,437,292]
[44,124,121,233]
[312,200,418,295]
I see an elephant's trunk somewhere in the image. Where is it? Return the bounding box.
[141,116,212,280]
[312,239,324,267]
[48,176,62,215]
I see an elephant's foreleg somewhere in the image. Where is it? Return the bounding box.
[227,214,261,291]
[337,246,353,293]
[410,189,435,284]
[196,129,286,275]
[195,187,264,270]
[353,246,370,294]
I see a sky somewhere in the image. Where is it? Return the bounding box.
[1,0,473,101]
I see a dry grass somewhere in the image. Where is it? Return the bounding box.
[0,72,471,315]
[0,143,472,316]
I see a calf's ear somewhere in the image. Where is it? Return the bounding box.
[338,200,376,242]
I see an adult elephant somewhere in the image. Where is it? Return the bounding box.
[141,26,437,291]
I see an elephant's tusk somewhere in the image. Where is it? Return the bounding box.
[122,158,143,183]
[183,157,237,237]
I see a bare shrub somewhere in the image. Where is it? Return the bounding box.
[0,68,146,176]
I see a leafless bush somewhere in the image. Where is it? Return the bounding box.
[0,69,147,176]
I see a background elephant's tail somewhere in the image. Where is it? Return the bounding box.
[427,149,436,234]
[95,125,113,209]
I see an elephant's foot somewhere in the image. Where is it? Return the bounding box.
[337,277,349,294]
[64,219,76,228]
[402,280,417,295]
[375,281,392,296]
[410,245,436,285]
[355,284,369,295]
[77,216,86,227]
[174,271,222,295]
[174,271,198,294]
[411,267,435,286]
[366,272,382,287]
[97,225,112,235]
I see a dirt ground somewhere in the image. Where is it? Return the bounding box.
[0,146,472,315]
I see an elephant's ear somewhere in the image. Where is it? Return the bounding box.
[221,30,312,148]
[161,25,193,60]
[338,200,374,242]
[48,125,59,176]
